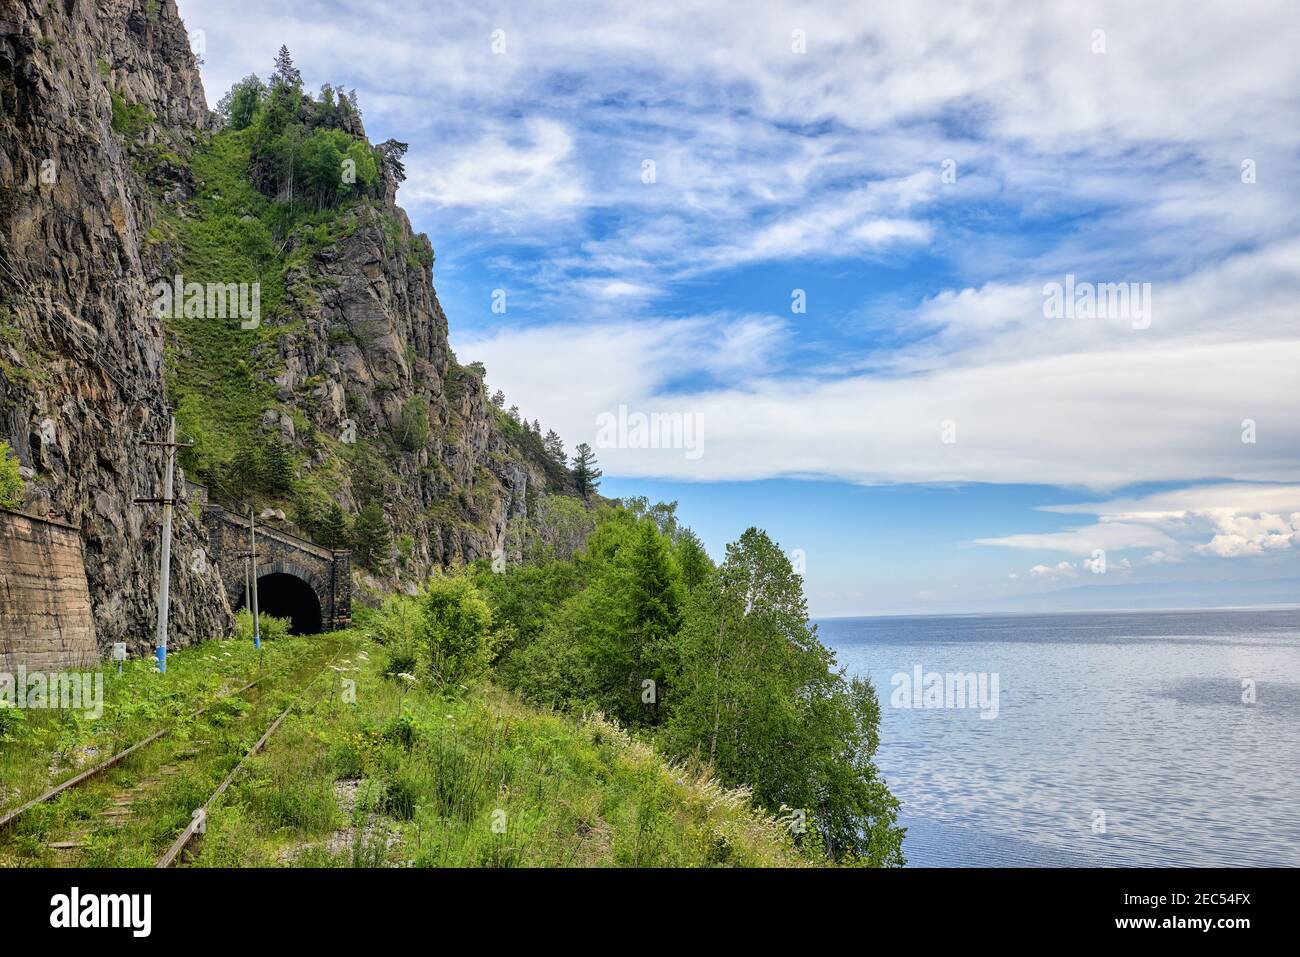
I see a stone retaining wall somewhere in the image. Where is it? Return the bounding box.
[0,510,99,672]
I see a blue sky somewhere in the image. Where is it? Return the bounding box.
[178,0,1300,615]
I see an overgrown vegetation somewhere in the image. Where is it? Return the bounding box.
[0,441,23,509]
[192,629,807,867]
[0,629,345,868]
[367,497,905,866]
[1,618,805,868]
[0,627,312,822]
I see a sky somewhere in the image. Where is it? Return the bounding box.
[176,0,1300,616]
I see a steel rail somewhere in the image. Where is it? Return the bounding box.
[156,659,338,868]
[0,670,272,833]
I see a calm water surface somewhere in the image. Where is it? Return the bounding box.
[818,609,1300,867]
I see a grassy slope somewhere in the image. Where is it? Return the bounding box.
[1,631,807,867]
[0,632,349,867]
[0,628,314,816]
[197,633,809,867]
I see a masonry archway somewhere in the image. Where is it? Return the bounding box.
[235,562,325,635]
[203,503,351,632]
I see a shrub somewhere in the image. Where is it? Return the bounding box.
[396,395,429,451]
[418,573,494,686]
[0,441,24,509]
[370,594,420,644]
[368,595,422,677]
[381,713,416,751]
[110,90,151,138]
[0,700,27,741]
[234,609,292,642]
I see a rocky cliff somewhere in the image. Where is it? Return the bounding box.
[0,0,583,654]
[0,0,231,653]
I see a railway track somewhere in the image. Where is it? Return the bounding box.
[0,636,349,867]
[0,674,268,835]
[157,655,340,867]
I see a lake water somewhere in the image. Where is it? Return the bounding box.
[818,609,1300,867]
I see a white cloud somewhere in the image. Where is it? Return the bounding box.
[177,0,1300,501]
[979,523,1177,557]
[401,118,585,223]
[178,0,1300,289]
[1194,512,1300,557]
[1030,561,1078,579]
[980,484,1300,563]
[1143,550,1178,565]
[459,313,1300,489]
[579,280,664,301]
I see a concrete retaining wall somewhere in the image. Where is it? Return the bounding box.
[0,509,99,671]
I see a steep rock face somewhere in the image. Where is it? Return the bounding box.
[1,1,583,648]
[269,198,556,583]
[0,0,232,654]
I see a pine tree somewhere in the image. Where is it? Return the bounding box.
[351,445,386,506]
[491,389,506,408]
[317,502,350,550]
[351,501,392,571]
[377,139,408,183]
[271,45,302,89]
[531,419,541,435]
[620,519,684,721]
[543,429,566,466]
[258,439,295,494]
[572,442,602,500]
[292,490,319,536]
[674,528,713,591]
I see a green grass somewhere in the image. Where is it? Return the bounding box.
[0,630,353,867]
[3,625,812,867]
[192,635,812,868]
[0,623,305,820]
[162,128,361,488]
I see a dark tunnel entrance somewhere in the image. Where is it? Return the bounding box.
[239,572,323,635]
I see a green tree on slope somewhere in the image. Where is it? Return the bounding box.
[316,502,350,550]
[504,515,683,726]
[571,442,602,501]
[664,527,905,865]
[418,572,494,685]
[352,501,391,572]
[217,74,266,130]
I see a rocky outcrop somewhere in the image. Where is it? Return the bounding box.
[0,0,583,650]
[0,0,231,655]
[270,197,557,581]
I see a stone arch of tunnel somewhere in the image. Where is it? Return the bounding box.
[235,562,325,635]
